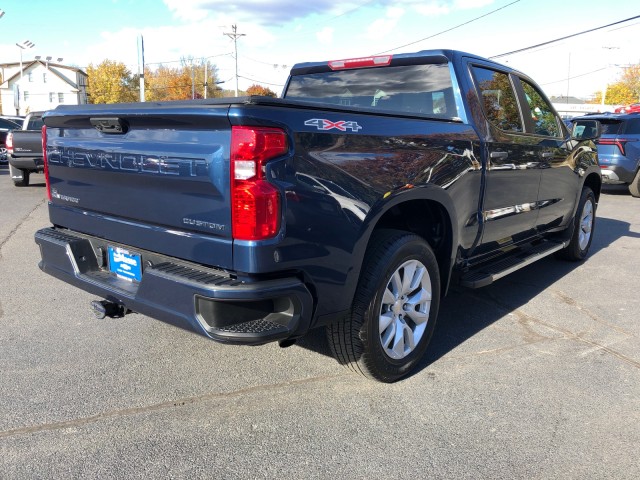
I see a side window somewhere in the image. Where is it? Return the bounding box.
[623,119,640,135]
[472,66,523,133]
[520,79,561,137]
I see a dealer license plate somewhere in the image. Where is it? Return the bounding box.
[108,246,142,282]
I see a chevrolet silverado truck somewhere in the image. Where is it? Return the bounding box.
[35,50,602,382]
[7,111,45,186]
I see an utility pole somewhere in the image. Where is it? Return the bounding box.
[601,46,619,110]
[138,35,145,102]
[224,24,245,97]
[204,62,208,99]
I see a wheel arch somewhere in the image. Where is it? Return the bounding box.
[357,186,459,298]
[582,171,602,203]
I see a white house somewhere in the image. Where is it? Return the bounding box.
[0,60,88,116]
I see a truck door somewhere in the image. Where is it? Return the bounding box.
[516,77,577,232]
[469,65,542,249]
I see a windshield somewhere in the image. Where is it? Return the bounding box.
[284,63,459,120]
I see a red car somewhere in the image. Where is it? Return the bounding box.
[615,103,640,114]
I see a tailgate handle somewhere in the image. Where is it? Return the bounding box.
[90,117,128,134]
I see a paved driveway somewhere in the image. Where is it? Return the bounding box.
[1,168,638,478]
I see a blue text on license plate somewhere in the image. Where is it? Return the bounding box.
[108,246,142,282]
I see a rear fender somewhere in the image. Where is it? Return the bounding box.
[352,185,459,297]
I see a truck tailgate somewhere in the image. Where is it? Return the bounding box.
[44,104,234,269]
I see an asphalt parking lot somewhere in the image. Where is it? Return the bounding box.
[1,164,638,479]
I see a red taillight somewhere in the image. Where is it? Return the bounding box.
[6,131,13,154]
[42,125,51,201]
[328,55,392,70]
[231,126,287,240]
[597,138,635,156]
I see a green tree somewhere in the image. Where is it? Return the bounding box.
[86,60,137,104]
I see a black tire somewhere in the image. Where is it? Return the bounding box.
[557,187,596,261]
[9,164,30,187]
[628,169,640,198]
[327,229,441,382]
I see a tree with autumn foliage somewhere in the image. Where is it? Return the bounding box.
[246,84,278,97]
[145,65,192,101]
[86,60,138,104]
[590,64,640,105]
[145,60,224,101]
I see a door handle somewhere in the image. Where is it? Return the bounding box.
[489,151,509,159]
[541,152,554,159]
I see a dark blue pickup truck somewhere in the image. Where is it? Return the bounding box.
[35,50,602,382]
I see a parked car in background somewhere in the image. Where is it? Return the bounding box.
[6,112,45,186]
[614,103,640,114]
[0,117,22,163]
[573,112,640,197]
[1,115,25,123]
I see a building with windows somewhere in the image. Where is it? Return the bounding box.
[0,60,87,115]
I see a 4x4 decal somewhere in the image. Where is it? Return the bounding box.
[304,118,362,132]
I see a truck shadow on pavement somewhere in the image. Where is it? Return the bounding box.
[601,184,632,196]
[295,214,640,381]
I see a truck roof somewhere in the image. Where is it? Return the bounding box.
[289,49,513,76]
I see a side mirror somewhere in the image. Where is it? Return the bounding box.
[571,119,602,141]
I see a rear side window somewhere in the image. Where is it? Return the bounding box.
[27,116,44,130]
[520,79,561,137]
[600,120,623,135]
[471,66,523,133]
[285,63,459,119]
[622,118,640,134]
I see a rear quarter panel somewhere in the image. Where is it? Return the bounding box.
[229,104,482,321]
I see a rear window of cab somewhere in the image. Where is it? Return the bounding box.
[284,63,459,120]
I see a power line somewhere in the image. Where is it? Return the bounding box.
[489,14,640,59]
[145,52,233,67]
[540,67,607,87]
[237,75,285,87]
[326,0,376,22]
[375,0,521,55]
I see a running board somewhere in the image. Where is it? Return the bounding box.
[460,240,567,289]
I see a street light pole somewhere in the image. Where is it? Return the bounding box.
[16,40,35,80]
[16,40,35,115]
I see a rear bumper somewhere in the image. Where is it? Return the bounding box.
[9,156,43,171]
[34,227,314,345]
[599,162,637,184]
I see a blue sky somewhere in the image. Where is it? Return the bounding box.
[1,0,639,98]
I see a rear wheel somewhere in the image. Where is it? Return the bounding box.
[9,164,30,187]
[557,187,595,261]
[327,230,440,382]
[628,169,640,198]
